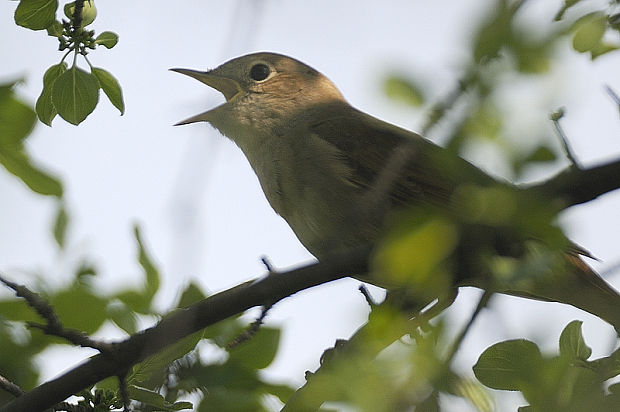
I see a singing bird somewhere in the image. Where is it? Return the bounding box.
[172,52,620,330]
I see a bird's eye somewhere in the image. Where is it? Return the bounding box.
[249,63,271,81]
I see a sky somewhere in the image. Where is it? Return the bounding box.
[2,1,620,410]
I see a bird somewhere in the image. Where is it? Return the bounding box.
[172,52,620,331]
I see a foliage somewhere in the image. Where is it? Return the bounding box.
[15,0,123,126]
[2,0,620,411]
[474,321,620,410]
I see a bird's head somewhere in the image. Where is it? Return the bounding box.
[172,52,345,126]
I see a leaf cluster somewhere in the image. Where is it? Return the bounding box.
[14,0,123,125]
[474,321,620,411]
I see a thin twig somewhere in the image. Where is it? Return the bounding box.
[260,256,275,273]
[0,273,110,352]
[605,84,620,108]
[550,108,581,169]
[358,285,378,307]
[226,304,273,349]
[0,374,25,398]
[444,291,492,363]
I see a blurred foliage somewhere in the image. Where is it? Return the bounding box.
[0,81,63,196]
[2,0,620,411]
[383,75,426,107]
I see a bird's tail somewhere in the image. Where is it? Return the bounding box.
[507,254,620,334]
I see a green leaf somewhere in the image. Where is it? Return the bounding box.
[0,298,44,323]
[383,75,424,107]
[95,31,119,49]
[177,282,207,308]
[473,339,542,391]
[198,387,263,412]
[92,67,125,115]
[52,202,69,248]
[49,284,108,333]
[134,225,161,304]
[0,85,37,144]
[589,42,620,59]
[228,327,280,370]
[129,330,203,387]
[559,320,592,361]
[128,385,192,411]
[0,146,63,196]
[106,302,137,334]
[52,66,99,125]
[46,19,63,37]
[527,146,556,163]
[260,382,296,404]
[14,0,58,31]
[572,12,607,53]
[36,63,67,126]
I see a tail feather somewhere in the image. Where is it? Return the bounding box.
[506,254,620,333]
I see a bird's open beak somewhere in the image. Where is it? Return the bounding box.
[171,68,242,125]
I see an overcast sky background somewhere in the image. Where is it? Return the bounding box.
[2,1,620,410]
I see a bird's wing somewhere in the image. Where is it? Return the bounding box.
[308,104,496,210]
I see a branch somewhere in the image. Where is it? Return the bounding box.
[0,274,109,352]
[0,246,370,412]
[0,374,25,398]
[3,155,619,411]
[525,158,620,207]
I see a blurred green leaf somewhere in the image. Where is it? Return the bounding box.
[14,0,58,31]
[0,145,63,197]
[52,66,99,125]
[199,387,265,412]
[473,0,513,62]
[589,42,619,59]
[92,67,125,114]
[0,82,36,145]
[95,31,119,49]
[559,320,592,361]
[0,325,41,396]
[373,215,456,299]
[106,302,137,334]
[572,12,607,53]
[49,284,108,333]
[228,327,280,370]
[128,385,192,411]
[449,378,494,412]
[134,225,161,304]
[0,299,43,323]
[260,382,295,404]
[203,316,245,348]
[46,19,63,37]
[473,339,542,390]
[36,63,67,126]
[114,290,151,314]
[177,282,207,308]
[52,202,68,248]
[383,75,424,107]
[525,146,556,163]
[129,330,203,387]
[462,104,502,140]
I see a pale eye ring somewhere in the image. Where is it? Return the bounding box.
[249,63,271,81]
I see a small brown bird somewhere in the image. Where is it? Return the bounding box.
[173,52,620,330]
